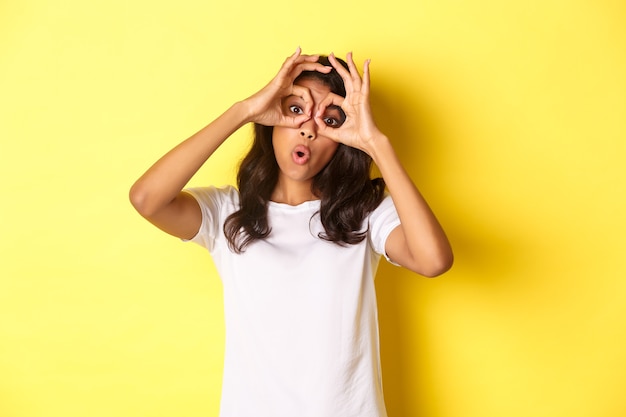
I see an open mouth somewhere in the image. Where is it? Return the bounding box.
[292,145,311,165]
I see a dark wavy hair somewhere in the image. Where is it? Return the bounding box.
[224,55,386,253]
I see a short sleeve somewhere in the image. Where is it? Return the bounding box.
[368,195,401,265]
[183,185,239,252]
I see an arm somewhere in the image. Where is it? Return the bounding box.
[129,48,330,239]
[316,53,453,277]
[129,103,249,239]
[369,136,454,277]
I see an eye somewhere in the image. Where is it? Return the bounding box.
[321,105,346,128]
[289,104,304,115]
[323,117,341,127]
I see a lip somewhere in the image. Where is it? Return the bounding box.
[292,144,311,165]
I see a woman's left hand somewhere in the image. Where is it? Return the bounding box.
[314,53,384,154]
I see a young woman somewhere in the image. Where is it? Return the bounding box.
[130,48,453,417]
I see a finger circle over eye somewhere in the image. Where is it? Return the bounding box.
[290,84,314,116]
[316,92,344,118]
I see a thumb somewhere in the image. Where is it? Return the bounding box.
[314,116,341,142]
[278,113,311,128]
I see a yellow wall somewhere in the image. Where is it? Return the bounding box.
[1,0,624,416]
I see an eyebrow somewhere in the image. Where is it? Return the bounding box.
[324,104,346,121]
[325,104,343,112]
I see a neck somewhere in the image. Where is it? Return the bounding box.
[270,179,318,206]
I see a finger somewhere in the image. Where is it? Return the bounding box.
[314,92,346,137]
[274,58,330,92]
[362,59,371,96]
[328,53,353,89]
[314,117,343,143]
[278,108,311,128]
[288,61,332,81]
[292,51,328,68]
[286,113,312,127]
[281,48,328,75]
[314,116,337,140]
[293,61,332,74]
[286,46,301,62]
[328,52,362,93]
[345,52,363,90]
[289,47,318,61]
[315,92,344,119]
[290,84,315,117]
[280,47,323,74]
[300,53,322,63]
[276,47,304,78]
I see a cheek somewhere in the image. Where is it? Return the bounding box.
[316,141,339,163]
[271,129,289,151]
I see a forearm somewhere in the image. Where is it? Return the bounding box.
[368,134,453,275]
[130,101,250,216]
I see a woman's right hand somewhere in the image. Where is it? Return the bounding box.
[242,47,331,127]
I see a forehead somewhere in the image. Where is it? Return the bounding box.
[293,78,331,102]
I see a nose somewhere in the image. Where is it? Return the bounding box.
[299,119,317,141]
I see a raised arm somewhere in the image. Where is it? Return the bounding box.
[315,53,453,277]
[369,137,454,277]
[129,48,330,239]
[129,103,248,239]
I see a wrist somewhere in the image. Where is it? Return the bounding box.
[237,95,272,125]
[364,132,392,162]
[233,99,255,124]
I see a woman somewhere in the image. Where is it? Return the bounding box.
[130,48,453,417]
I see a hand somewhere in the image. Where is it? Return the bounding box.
[243,47,331,127]
[314,52,384,154]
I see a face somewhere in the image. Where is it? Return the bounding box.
[272,78,344,190]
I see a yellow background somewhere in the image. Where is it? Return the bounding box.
[1,0,625,416]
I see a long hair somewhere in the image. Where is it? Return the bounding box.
[224,56,385,253]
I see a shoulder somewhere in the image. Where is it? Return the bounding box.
[369,194,398,222]
[182,185,240,250]
[368,194,401,254]
[185,185,240,209]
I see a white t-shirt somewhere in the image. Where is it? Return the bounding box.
[185,185,401,417]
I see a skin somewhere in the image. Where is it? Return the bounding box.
[129,48,453,277]
[271,78,342,204]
